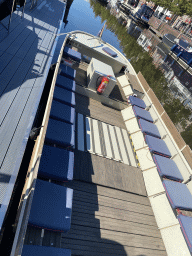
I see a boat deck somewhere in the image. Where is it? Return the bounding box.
[24,100,167,255]
[61,179,167,256]
[75,93,126,129]
[0,0,65,230]
[25,153,167,255]
[23,41,167,255]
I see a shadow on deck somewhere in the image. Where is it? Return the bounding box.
[24,92,167,256]
[60,95,167,256]
[0,0,65,238]
[23,18,167,255]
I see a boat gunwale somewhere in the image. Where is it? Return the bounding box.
[68,30,192,176]
[10,25,70,256]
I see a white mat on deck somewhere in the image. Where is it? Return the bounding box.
[76,113,137,167]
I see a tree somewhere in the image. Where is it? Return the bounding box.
[90,0,191,130]
[181,124,192,149]
[152,0,192,16]
[164,98,191,127]
[173,0,192,16]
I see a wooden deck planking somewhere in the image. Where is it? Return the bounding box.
[0,9,60,125]
[72,197,154,219]
[0,1,64,156]
[68,180,150,206]
[24,226,61,248]
[75,94,126,129]
[0,11,39,49]
[74,150,147,196]
[61,180,167,256]
[0,1,37,36]
[0,60,45,167]
[65,216,160,238]
[5,26,34,56]
[67,180,150,206]
[61,242,167,256]
[101,122,113,159]
[121,129,137,167]
[63,225,165,250]
[24,226,42,246]
[108,124,122,161]
[92,118,102,156]
[115,126,130,165]
[0,51,15,74]
[98,120,107,156]
[0,59,33,124]
[0,55,23,95]
[42,230,61,248]
[0,12,20,33]
[71,205,157,227]
[0,0,65,231]
[77,113,85,151]
[72,193,154,217]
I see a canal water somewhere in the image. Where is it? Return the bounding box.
[53,0,125,62]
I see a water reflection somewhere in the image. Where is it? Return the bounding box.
[56,0,192,144]
[90,1,192,133]
[63,0,74,27]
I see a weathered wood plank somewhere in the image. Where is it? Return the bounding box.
[71,207,156,226]
[24,226,42,246]
[115,126,130,165]
[75,94,126,129]
[71,191,154,219]
[101,122,113,159]
[71,187,150,211]
[121,129,137,167]
[66,180,150,206]
[0,12,38,50]
[77,113,85,151]
[61,239,167,256]
[108,124,122,161]
[73,151,147,196]
[70,215,160,238]
[61,176,166,255]
[0,51,14,74]
[0,59,32,125]
[42,230,61,248]
[92,118,102,156]
[0,56,23,96]
[62,227,165,250]
[98,120,107,156]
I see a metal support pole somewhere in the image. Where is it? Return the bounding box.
[8,0,16,32]
[21,0,27,18]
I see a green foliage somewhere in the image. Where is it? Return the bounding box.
[164,98,191,127]
[181,124,192,148]
[153,0,192,16]
[90,0,192,146]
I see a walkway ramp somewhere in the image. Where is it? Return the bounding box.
[76,113,137,167]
